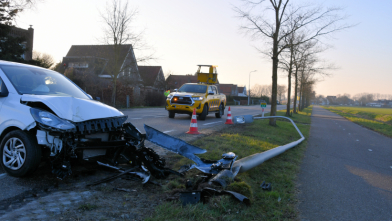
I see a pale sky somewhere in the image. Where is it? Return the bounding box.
[14,0,392,97]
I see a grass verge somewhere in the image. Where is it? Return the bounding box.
[323,106,392,137]
[147,106,313,221]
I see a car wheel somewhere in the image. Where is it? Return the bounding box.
[215,104,224,118]
[199,104,208,120]
[1,130,41,177]
[168,111,175,118]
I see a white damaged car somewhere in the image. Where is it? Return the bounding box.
[0,60,168,179]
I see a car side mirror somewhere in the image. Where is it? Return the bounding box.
[87,94,93,99]
[0,81,9,97]
[174,89,178,92]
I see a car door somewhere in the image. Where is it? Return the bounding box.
[0,77,9,130]
[207,86,216,111]
[208,86,220,111]
[212,86,220,110]
[0,77,6,110]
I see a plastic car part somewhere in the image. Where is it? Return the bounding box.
[145,125,240,176]
[260,181,272,191]
[179,191,201,206]
[144,124,207,166]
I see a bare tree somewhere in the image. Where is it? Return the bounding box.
[100,0,154,106]
[1,0,40,25]
[235,0,351,125]
[32,50,54,68]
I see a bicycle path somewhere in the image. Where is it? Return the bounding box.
[297,106,392,221]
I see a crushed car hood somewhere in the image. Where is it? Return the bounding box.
[21,95,124,122]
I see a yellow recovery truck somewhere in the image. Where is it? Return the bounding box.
[166,65,226,120]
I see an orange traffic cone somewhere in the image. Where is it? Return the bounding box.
[225,106,234,124]
[186,109,200,134]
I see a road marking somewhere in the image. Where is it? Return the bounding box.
[154,116,166,118]
[390,166,392,169]
[203,121,222,125]
[130,118,142,120]
[163,130,175,133]
[368,149,372,152]
[343,129,345,130]
[356,140,359,141]
[0,173,6,180]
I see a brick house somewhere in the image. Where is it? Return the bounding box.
[217,84,238,96]
[62,45,165,106]
[62,44,141,82]
[7,25,34,60]
[237,86,247,97]
[165,74,198,91]
[138,66,166,105]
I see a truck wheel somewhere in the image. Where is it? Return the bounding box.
[1,130,41,177]
[168,111,175,118]
[215,104,224,118]
[199,104,208,120]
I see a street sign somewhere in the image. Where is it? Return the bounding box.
[259,100,267,117]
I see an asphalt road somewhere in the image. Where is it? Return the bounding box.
[298,106,392,220]
[120,104,286,137]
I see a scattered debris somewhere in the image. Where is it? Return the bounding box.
[202,187,250,206]
[179,191,201,206]
[260,181,272,191]
[113,188,136,193]
[86,167,138,186]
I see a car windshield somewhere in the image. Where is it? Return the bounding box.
[178,84,207,93]
[0,65,89,99]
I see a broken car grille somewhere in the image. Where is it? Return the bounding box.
[171,96,192,105]
[74,116,128,134]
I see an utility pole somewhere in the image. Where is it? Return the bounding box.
[248,70,257,105]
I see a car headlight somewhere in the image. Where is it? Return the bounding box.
[192,97,203,101]
[30,108,75,130]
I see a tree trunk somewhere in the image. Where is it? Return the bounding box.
[286,44,294,116]
[270,54,278,126]
[270,7,281,126]
[293,67,298,113]
[298,82,303,111]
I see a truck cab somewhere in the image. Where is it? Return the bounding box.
[166,65,226,120]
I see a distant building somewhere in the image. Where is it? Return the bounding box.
[326,96,337,105]
[63,44,141,82]
[217,84,238,96]
[62,45,165,106]
[7,25,34,60]
[366,103,382,107]
[165,75,198,90]
[138,66,165,93]
[237,86,247,97]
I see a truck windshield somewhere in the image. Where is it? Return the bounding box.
[0,65,89,99]
[178,84,207,93]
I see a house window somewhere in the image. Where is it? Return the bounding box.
[69,62,88,68]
